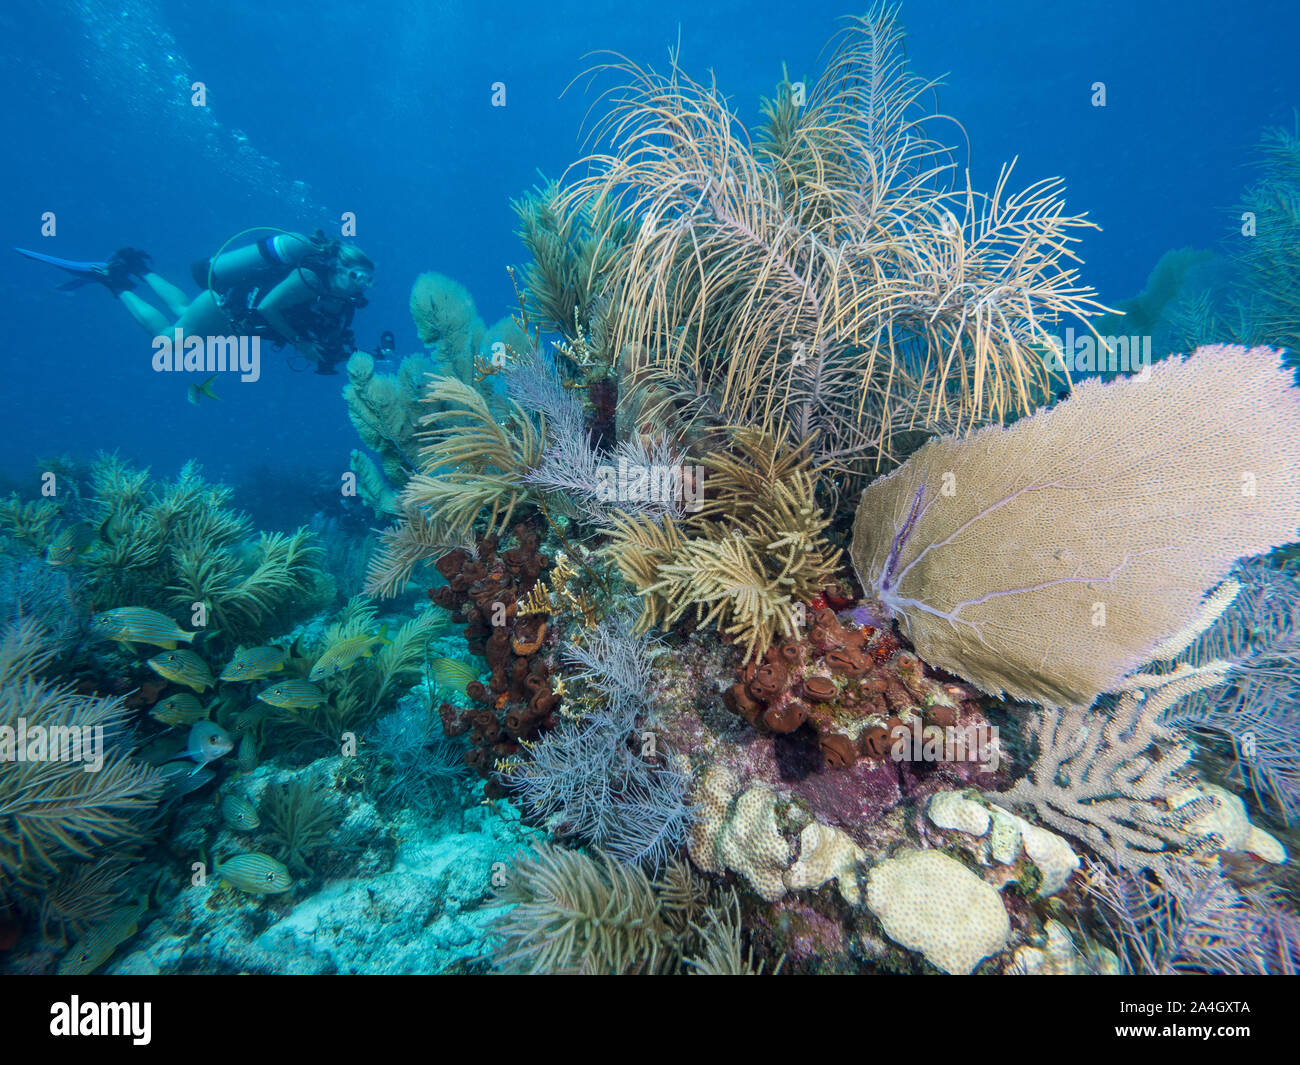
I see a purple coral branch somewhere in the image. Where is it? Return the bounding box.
[880,483,925,596]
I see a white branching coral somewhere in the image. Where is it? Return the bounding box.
[989,668,1233,876]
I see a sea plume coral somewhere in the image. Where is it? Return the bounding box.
[850,345,1300,707]
[1081,858,1292,975]
[558,5,1101,485]
[399,376,544,538]
[0,621,164,914]
[488,843,727,974]
[608,427,841,661]
[488,844,679,974]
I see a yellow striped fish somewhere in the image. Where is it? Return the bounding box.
[308,625,391,682]
[236,730,258,772]
[57,897,148,975]
[256,679,327,711]
[220,646,288,682]
[231,705,269,733]
[45,522,96,566]
[220,794,261,831]
[429,657,481,695]
[215,853,293,895]
[92,607,196,650]
[149,692,208,727]
[147,649,215,692]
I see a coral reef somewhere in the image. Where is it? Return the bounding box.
[287,598,447,737]
[260,779,340,877]
[609,428,842,661]
[926,791,1081,897]
[428,525,558,780]
[368,701,469,812]
[720,604,989,770]
[400,377,544,539]
[851,345,1300,707]
[346,269,526,520]
[0,622,164,926]
[343,349,432,506]
[488,842,745,975]
[503,617,692,869]
[409,273,494,383]
[557,6,1101,490]
[989,669,1232,876]
[1082,857,1298,975]
[511,179,628,372]
[1162,556,1300,822]
[0,456,328,653]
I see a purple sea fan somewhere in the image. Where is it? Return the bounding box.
[1163,557,1300,822]
[1083,858,1276,975]
[850,345,1300,707]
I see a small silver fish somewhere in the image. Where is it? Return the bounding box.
[183,720,233,774]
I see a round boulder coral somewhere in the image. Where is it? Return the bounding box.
[865,849,1009,974]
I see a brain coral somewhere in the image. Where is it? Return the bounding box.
[866,849,1010,974]
[851,345,1300,707]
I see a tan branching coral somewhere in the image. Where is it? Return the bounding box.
[608,428,841,660]
[409,272,484,382]
[558,5,1101,485]
[512,179,629,364]
[400,376,544,539]
[0,622,164,915]
[851,345,1300,707]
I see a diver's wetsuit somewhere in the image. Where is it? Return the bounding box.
[192,235,363,372]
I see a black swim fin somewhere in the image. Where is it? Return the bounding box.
[14,246,149,295]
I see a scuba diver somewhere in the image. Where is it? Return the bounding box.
[14,230,374,375]
[369,330,397,361]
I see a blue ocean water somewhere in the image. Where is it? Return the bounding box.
[2,0,1296,495]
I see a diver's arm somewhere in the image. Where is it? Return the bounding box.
[255,269,322,357]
